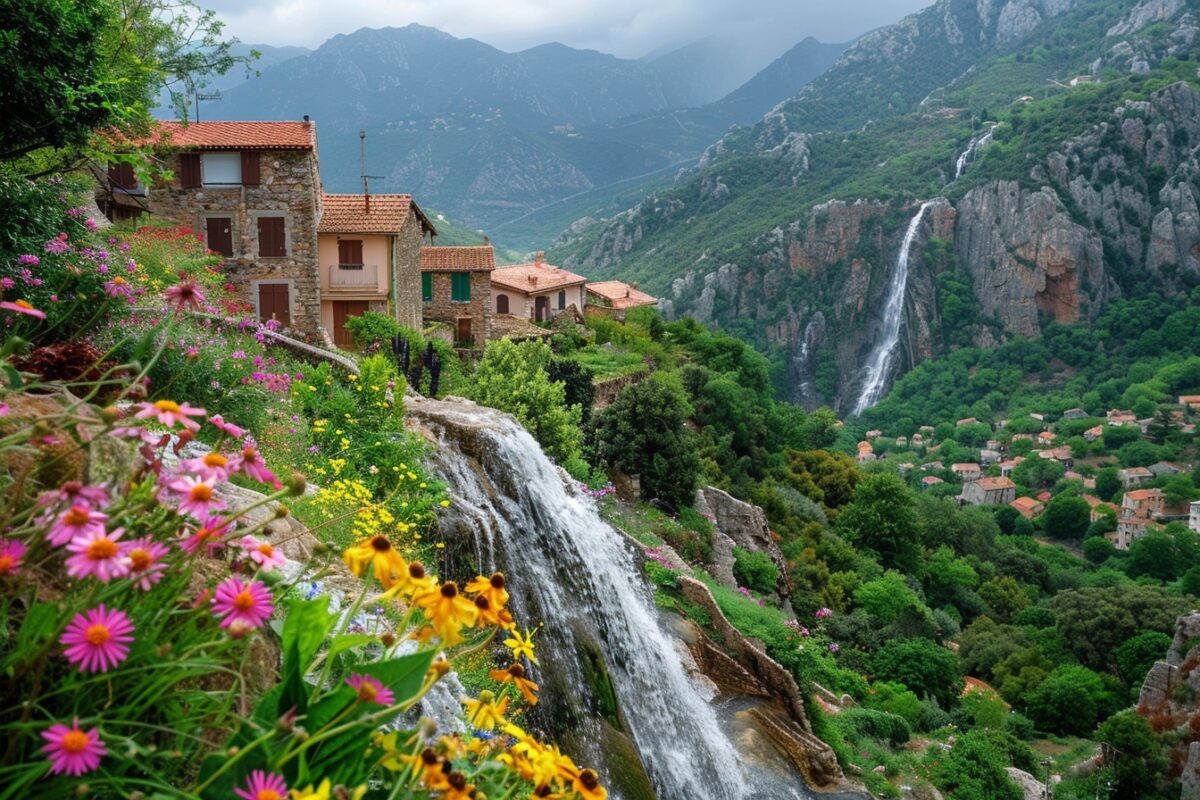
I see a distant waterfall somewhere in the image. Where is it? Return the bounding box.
[850,202,932,416]
[409,397,813,800]
[953,125,996,181]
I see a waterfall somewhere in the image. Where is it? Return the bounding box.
[850,202,933,416]
[953,125,996,181]
[408,397,814,800]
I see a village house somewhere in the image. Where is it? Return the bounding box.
[956,417,978,427]
[1061,408,1087,420]
[999,459,1019,477]
[1009,496,1044,520]
[1180,395,1200,411]
[1083,494,1118,523]
[1036,446,1073,465]
[1107,409,1137,426]
[1037,431,1057,446]
[1029,412,1045,423]
[922,476,945,487]
[911,433,924,446]
[986,439,1002,451]
[1011,433,1035,443]
[1148,461,1184,478]
[980,449,1001,466]
[491,253,587,323]
[896,436,908,447]
[1115,488,1166,550]
[1191,500,1200,534]
[1118,466,1154,489]
[318,193,435,347]
[419,245,496,347]
[856,441,876,463]
[963,476,1016,506]
[585,281,657,320]
[1083,425,1104,442]
[951,463,982,482]
[921,461,944,472]
[135,120,326,334]
[865,430,883,440]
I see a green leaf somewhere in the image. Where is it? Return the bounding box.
[327,633,373,660]
[1,601,59,673]
[358,650,436,707]
[280,596,333,716]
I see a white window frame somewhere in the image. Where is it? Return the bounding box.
[202,152,242,186]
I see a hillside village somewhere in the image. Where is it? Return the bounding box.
[95,119,658,350]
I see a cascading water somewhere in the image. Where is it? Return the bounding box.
[408,397,815,800]
[953,125,996,181]
[850,201,933,416]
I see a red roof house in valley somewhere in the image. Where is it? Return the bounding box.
[586,281,658,320]
[963,476,1016,506]
[317,193,436,347]
[491,252,587,323]
[1009,496,1044,519]
[419,245,496,347]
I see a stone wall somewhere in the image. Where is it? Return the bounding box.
[394,215,425,331]
[151,148,322,336]
[592,369,648,409]
[423,270,492,347]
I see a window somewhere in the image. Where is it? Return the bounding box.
[451,272,471,303]
[202,152,242,185]
[338,239,364,267]
[557,289,566,310]
[257,216,286,257]
[421,272,433,302]
[496,294,509,314]
[108,162,137,191]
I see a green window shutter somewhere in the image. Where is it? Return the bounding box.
[422,272,432,302]
[451,272,471,302]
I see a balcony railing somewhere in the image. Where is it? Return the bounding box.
[328,263,380,290]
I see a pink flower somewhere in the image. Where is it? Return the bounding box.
[44,234,71,254]
[47,505,108,547]
[815,607,833,619]
[0,278,12,290]
[104,277,134,300]
[0,538,27,576]
[180,451,233,482]
[168,475,225,519]
[235,770,287,800]
[164,281,206,312]
[133,399,206,431]
[179,515,230,556]
[18,254,39,266]
[38,481,109,511]
[41,719,105,776]
[122,537,170,590]
[66,528,131,582]
[239,536,286,572]
[61,604,134,673]
[346,673,395,705]
[0,299,45,319]
[212,577,273,631]
[828,643,840,653]
[236,446,276,485]
[209,414,247,439]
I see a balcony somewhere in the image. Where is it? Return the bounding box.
[327,263,381,293]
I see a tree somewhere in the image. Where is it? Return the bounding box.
[924,546,980,609]
[1147,406,1174,444]
[977,576,1029,623]
[854,571,931,625]
[958,617,1027,681]
[1026,665,1119,735]
[1012,457,1064,489]
[593,375,699,510]
[1102,425,1140,451]
[1040,494,1091,540]
[1082,536,1117,564]
[1095,712,1167,800]
[1164,473,1197,507]
[1126,532,1181,581]
[836,472,921,572]
[468,339,582,464]
[873,639,963,707]
[547,358,595,424]
[925,730,1023,800]
[1114,631,1171,686]
[776,449,859,513]
[1095,467,1122,502]
[1050,585,1187,672]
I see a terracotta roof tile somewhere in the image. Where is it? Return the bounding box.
[145,120,316,150]
[420,246,496,271]
[1125,488,1164,501]
[586,281,657,309]
[492,263,586,293]
[318,194,415,234]
[977,477,1016,490]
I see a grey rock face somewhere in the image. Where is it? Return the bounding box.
[1108,0,1186,36]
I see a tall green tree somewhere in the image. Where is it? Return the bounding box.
[836,472,921,572]
[1040,494,1091,540]
[1096,712,1167,800]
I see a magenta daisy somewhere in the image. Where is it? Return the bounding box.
[239,536,287,572]
[180,451,234,481]
[37,480,109,511]
[61,604,134,673]
[345,673,395,706]
[0,299,46,319]
[65,527,130,582]
[235,445,276,485]
[179,515,230,556]
[212,577,274,631]
[163,280,207,312]
[234,770,287,800]
[41,719,105,776]
[0,538,27,576]
[122,537,170,590]
[104,276,134,301]
[46,504,108,547]
[169,475,225,519]
[208,414,247,439]
[133,399,206,431]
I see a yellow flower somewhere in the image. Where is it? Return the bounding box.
[465,572,510,609]
[380,560,438,602]
[504,628,539,664]
[442,772,475,800]
[473,594,515,629]
[343,535,407,588]
[439,499,450,508]
[489,662,539,705]
[464,690,511,731]
[570,768,608,800]
[415,581,479,645]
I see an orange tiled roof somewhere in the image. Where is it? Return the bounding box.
[587,281,658,309]
[1011,497,1042,510]
[145,120,316,150]
[420,246,496,271]
[492,263,586,293]
[977,477,1015,490]
[1125,488,1164,501]
[318,194,423,234]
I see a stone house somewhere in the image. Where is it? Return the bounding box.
[951,463,982,482]
[1116,488,1165,550]
[419,245,496,347]
[1118,466,1154,489]
[585,281,657,320]
[963,476,1016,506]
[956,417,978,427]
[142,120,325,335]
[980,449,1001,466]
[1190,500,1200,534]
[1062,408,1087,420]
[1148,461,1184,477]
[1037,431,1057,446]
[1083,494,1118,523]
[1009,496,1044,520]
[317,193,435,347]
[1107,409,1137,426]
[490,253,587,322]
[1083,425,1104,442]
[1180,395,1200,411]
[922,476,944,487]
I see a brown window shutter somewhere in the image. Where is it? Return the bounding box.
[258,217,286,257]
[179,153,201,188]
[108,162,135,189]
[240,151,260,185]
[338,239,363,266]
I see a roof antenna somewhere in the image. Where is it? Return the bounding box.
[359,131,383,215]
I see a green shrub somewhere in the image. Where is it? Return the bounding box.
[732,547,780,594]
[834,707,912,746]
[344,311,405,349]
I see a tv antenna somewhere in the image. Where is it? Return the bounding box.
[195,91,221,122]
[359,130,384,211]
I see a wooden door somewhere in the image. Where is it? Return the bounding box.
[332,300,370,348]
[206,217,233,257]
[535,296,548,322]
[456,317,473,345]
[496,294,509,314]
[258,283,290,327]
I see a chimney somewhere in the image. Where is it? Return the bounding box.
[528,275,537,286]
[303,115,310,124]
[534,251,544,267]
[483,235,490,246]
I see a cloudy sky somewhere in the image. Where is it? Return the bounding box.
[205,0,932,58]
